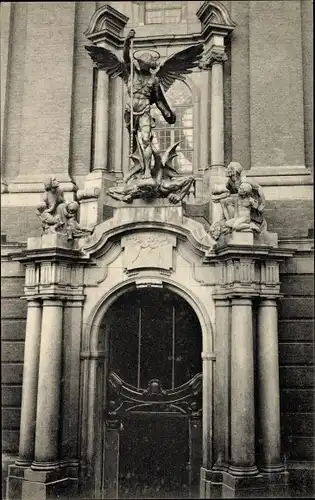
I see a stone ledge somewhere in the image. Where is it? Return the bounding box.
[246,165,313,187]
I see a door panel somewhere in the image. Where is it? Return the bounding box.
[119,415,190,499]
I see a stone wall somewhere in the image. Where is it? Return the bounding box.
[279,249,315,495]
[1,242,26,497]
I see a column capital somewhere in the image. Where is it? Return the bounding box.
[213,296,230,306]
[259,297,279,307]
[25,297,42,306]
[64,296,85,307]
[201,48,228,70]
[231,297,252,307]
[41,296,66,307]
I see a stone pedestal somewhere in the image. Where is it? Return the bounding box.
[21,468,70,500]
[77,170,115,227]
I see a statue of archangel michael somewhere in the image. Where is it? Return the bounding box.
[85,29,203,204]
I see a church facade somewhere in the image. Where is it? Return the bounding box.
[1,2,314,499]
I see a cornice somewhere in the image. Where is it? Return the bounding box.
[10,247,88,264]
[205,244,294,262]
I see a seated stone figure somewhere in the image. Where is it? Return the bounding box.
[36,202,64,235]
[65,201,94,240]
[209,162,267,240]
[41,177,69,224]
[225,182,262,232]
[36,178,94,240]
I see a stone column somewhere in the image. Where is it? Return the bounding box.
[60,298,85,475]
[230,297,258,476]
[213,297,230,466]
[257,298,284,472]
[15,299,42,466]
[200,351,215,498]
[32,298,64,469]
[208,48,228,224]
[93,68,109,171]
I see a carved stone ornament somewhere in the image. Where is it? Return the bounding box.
[107,371,202,416]
[122,232,176,272]
[199,49,228,70]
[209,162,267,241]
[85,29,202,204]
[36,177,95,240]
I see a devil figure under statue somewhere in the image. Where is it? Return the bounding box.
[85,29,203,203]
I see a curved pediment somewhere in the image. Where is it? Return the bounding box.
[197,1,236,28]
[84,4,129,46]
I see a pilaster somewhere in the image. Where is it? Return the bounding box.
[197,2,235,225]
[82,4,129,225]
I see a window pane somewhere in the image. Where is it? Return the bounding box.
[145,2,182,25]
[164,9,181,23]
[146,11,163,24]
[148,81,194,173]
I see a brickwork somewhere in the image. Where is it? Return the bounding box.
[18,2,76,179]
[248,0,305,167]
[1,246,26,455]
[279,251,315,495]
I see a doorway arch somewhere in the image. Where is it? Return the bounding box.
[80,277,214,499]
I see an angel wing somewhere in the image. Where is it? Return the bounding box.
[156,43,204,92]
[85,45,129,83]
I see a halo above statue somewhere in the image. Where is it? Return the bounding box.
[133,49,161,63]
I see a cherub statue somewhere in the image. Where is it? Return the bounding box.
[225,182,262,232]
[65,201,94,240]
[36,202,64,235]
[85,29,203,204]
[209,162,267,240]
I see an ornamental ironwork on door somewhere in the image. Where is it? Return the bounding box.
[102,288,202,499]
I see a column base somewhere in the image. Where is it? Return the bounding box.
[7,465,27,500]
[200,467,290,498]
[22,467,71,500]
[228,464,259,476]
[260,463,285,473]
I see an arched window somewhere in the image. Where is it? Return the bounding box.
[144,1,183,24]
[151,80,194,174]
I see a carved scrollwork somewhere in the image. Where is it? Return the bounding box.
[106,371,202,416]
[200,49,228,70]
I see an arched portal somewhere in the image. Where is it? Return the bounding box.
[82,279,213,500]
